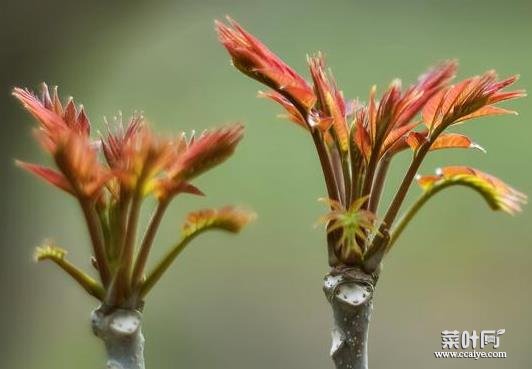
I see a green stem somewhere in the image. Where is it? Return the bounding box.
[363,142,431,272]
[382,155,422,226]
[387,176,500,251]
[289,98,340,204]
[53,153,110,285]
[312,130,341,203]
[341,154,352,206]
[360,152,378,207]
[41,255,104,300]
[288,98,343,262]
[131,199,170,289]
[349,146,364,201]
[368,154,391,214]
[383,144,429,225]
[386,183,445,249]
[117,190,143,293]
[139,234,197,298]
[360,132,386,209]
[80,200,111,286]
[114,192,132,263]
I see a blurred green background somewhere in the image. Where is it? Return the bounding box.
[1,0,531,368]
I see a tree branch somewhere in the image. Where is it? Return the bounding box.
[92,307,145,369]
[323,268,377,369]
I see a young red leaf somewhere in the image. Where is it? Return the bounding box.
[13,84,110,199]
[352,108,372,162]
[102,117,175,194]
[257,90,307,129]
[373,80,402,144]
[168,124,244,183]
[16,160,74,195]
[422,72,524,133]
[13,84,91,153]
[394,61,457,127]
[54,133,112,199]
[101,113,145,169]
[455,105,517,123]
[215,17,316,113]
[361,62,456,159]
[406,132,484,152]
[153,180,205,201]
[381,121,420,155]
[308,54,349,151]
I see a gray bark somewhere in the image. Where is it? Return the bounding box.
[323,268,377,369]
[91,306,145,369]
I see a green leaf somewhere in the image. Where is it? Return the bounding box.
[417,166,526,214]
[181,206,257,238]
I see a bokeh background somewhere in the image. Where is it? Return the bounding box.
[1,0,531,368]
